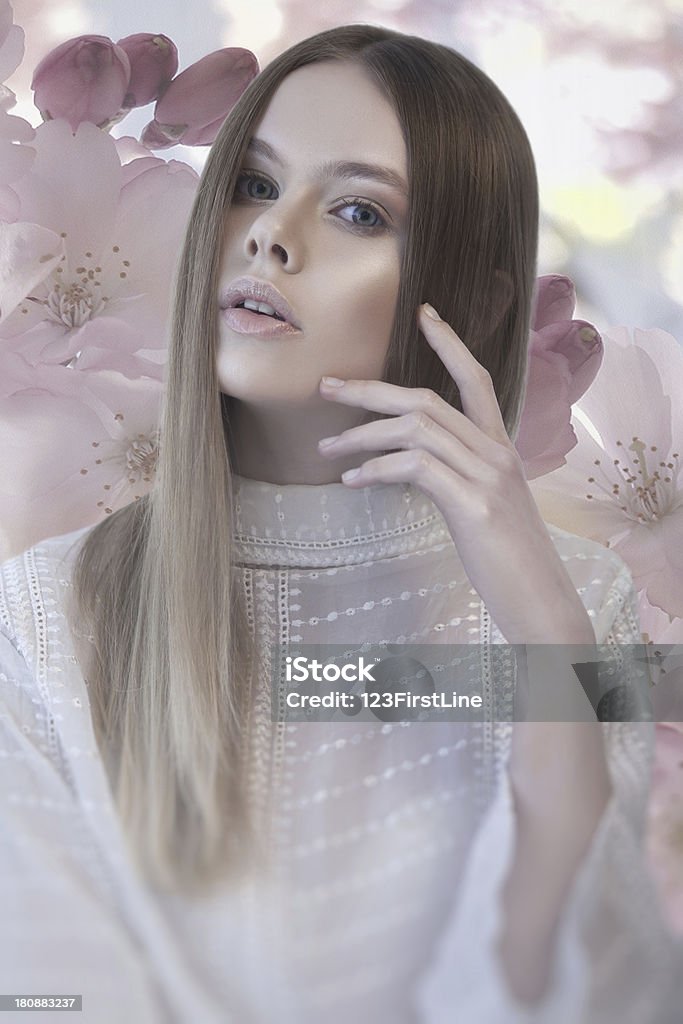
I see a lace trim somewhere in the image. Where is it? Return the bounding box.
[24,547,62,773]
[233,519,451,569]
[234,510,440,549]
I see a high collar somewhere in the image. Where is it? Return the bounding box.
[231,473,452,569]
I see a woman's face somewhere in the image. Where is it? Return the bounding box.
[216,60,409,411]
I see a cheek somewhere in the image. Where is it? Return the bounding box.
[218,208,253,265]
[324,261,398,380]
[346,253,401,344]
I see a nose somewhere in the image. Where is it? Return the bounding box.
[244,207,301,271]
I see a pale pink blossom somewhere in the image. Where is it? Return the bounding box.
[516,275,603,480]
[31,34,131,131]
[0,355,162,561]
[0,118,198,367]
[0,0,35,187]
[141,47,258,148]
[638,596,683,648]
[116,32,178,108]
[0,220,63,325]
[0,86,34,185]
[530,328,683,619]
[0,0,22,83]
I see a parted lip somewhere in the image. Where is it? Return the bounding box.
[219,276,301,328]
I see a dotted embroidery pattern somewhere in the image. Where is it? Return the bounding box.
[233,518,450,569]
[270,571,291,831]
[289,829,465,907]
[477,602,497,808]
[280,738,468,812]
[0,495,672,1021]
[243,572,279,843]
[24,547,62,772]
[277,541,458,579]
[281,720,406,763]
[0,557,15,636]
[2,542,128,916]
[289,576,471,630]
[239,568,257,776]
[288,787,459,859]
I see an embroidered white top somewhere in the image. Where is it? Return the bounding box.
[0,474,681,1024]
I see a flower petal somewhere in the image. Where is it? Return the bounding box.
[616,509,683,618]
[0,221,63,323]
[154,47,258,129]
[9,119,122,256]
[0,365,162,560]
[577,327,680,455]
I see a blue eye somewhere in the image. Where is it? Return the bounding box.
[232,171,389,233]
[335,200,386,231]
[234,172,277,201]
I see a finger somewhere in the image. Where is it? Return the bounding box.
[418,304,510,444]
[339,448,466,511]
[319,376,505,460]
[318,411,490,483]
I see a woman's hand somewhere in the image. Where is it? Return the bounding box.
[319,301,611,1002]
[318,302,595,647]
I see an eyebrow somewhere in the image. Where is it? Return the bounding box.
[245,137,409,200]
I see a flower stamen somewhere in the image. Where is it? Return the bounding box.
[586,437,679,523]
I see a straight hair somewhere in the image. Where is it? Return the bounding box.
[66,23,539,894]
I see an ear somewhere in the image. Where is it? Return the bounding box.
[490,269,514,332]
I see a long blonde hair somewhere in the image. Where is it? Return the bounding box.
[67,24,539,895]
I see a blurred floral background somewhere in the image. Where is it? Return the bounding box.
[8,0,683,336]
[1,0,682,932]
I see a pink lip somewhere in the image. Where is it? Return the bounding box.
[219,275,301,329]
[221,306,302,337]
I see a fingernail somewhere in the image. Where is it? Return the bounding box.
[422,303,441,321]
[341,467,360,482]
[321,376,345,387]
[318,435,339,447]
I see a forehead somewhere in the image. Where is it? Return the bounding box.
[252,61,407,177]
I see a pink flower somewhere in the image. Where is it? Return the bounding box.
[141,47,258,148]
[0,0,23,84]
[0,0,35,188]
[530,328,683,619]
[0,119,198,368]
[31,35,131,131]
[515,275,603,480]
[0,355,162,561]
[116,33,178,108]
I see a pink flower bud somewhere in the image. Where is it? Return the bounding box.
[139,118,186,149]
[31,35,131,131]
[116,33,178,108]
[532,274,576,331]
[516,275,603,479]
[144,48,258,148]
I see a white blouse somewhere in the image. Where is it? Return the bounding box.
[0,474,681,1024]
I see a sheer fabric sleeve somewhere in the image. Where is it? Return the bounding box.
[414,565,683,1024]
[0,625,167,1024]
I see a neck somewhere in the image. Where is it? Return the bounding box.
[226,397,386,485]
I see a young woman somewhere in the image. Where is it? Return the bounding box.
[0,24,680,1024]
